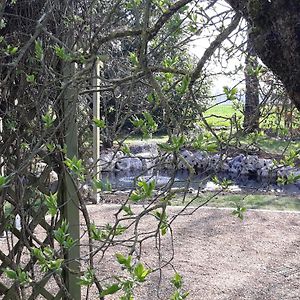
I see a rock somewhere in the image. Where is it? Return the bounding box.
[99,145,300,183]
[100,150,124,171]
[277,166,294,178]
[203,181,221,191]
[177,149,208,171]
[228,185,242,192]
[257,166,271,177]
[178,149,195,169]
[130,143,158,155]
[158,153,174,170]
[134,152,158,170]
[115,157,143,172]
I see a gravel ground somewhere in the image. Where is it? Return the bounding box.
[83,204,300,300]
[1,204,300,299]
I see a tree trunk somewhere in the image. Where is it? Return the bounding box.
[226,0,300,111]
[243,34,260,132]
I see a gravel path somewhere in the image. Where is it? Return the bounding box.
[1,205,300,299]
[80,204,300,300]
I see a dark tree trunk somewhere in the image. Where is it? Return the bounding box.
[243,34,260,132]
[226,0,300,111]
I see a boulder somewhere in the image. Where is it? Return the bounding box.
[115,157,143,172]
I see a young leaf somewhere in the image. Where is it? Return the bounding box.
[93,118,105,128]
[122,205,134,216]
[100,284,121,296]
[4,267,17,280]
[79,269,94,286]
[116,253,132,270]
[171,273,182,289]
[35,40,44,61]
[45,193,58,217]
[134,262,151,282]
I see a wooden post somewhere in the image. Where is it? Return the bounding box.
[92,61,101,203]
[62,60,81,299]
[0,117,3,177]
[61,2,81,296]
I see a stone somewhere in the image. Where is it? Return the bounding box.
[100,150,124,171]
[130,143,158,155]
[115,157,143,172]
[203,181,221,191]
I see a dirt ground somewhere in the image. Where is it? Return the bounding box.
[1,204,300,299]
[84,204,300,300]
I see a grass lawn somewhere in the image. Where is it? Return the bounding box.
[123,104,300,156]
[203,104,243,127]
[124,131,300,156]
[252,137,300,155]
[124,134,168,145]
[172,192,300,212]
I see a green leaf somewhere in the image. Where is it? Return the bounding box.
[129,52,139,65]
[46,143,56,152]
[176,75,191,95]
[0,175,10,190]
[93,118,106,128]
[171,273,182,289]
[89,223,107,241]
[223,86,238,101]
[0,19,6,30]
[6,45,18,55]
[54,220,75,249]
[232,205,247,220]
[122,205,134,216]
[129,179,155,202]
[116,253,132,270]
[26,74,36,83]
[79,269,94,286]
[35,40,43,61]
[93,179,112,191]
[4,267,17,280]
[134,262,151,282]
[54,45,72,61]
[115,225,127,236]
[101,283,121,296]
[121,144,131,156]
[45,193,58,217]
[64,156,85,180]
[158,136,185,153]
[154,210,168,235]
[42,112,55,128]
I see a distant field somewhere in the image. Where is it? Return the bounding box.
[123,104,300,156]
[203,104,243,127]
[124,134,168,145]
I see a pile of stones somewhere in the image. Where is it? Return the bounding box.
[100,143,300,182]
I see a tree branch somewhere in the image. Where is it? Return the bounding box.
[189,13,241,88]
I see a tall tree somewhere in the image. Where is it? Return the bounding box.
[243,33,260,132]
[225,0,300,110]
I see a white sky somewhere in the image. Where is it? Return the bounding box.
[188,0,246,97]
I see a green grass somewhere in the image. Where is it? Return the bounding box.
[123,104,300,155]
[203,104,243,127]
[172,192,300,211]
[253,138,300,155]
[124,132,300,156]
[124,134,168,145]
[203,104,300,130]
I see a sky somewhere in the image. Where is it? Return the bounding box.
[188,0,246,97]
